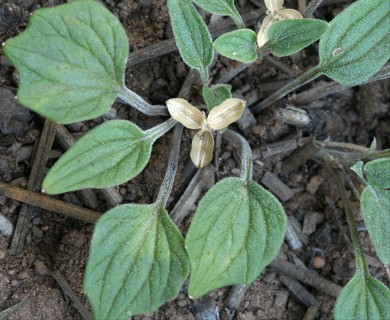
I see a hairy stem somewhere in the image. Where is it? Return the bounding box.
[156,124,183,207]
[252,64,323,114]
[146,117,177,141]
[118,86,168,116]
[230,7,245,29]
[327,159,368,276]
[224,130,253,182]
[303,0,326,17]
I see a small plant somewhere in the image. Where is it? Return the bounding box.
[3,0,389,319]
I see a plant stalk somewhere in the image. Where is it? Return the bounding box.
[230,7,245,29]
[118,86,168,116]
[252,64,323,114]
[327,159,368,276]
[225,130,253,181]
[156,124,183,208]
[303,0,326,17]
[146,117,177,141]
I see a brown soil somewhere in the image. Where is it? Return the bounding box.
[0,0,389,320]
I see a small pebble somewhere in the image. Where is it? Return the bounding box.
[312,256,326,269]
[0,250,5,260]
[176,299,187,308]
[0,213,14,236]
[34,260,50,275]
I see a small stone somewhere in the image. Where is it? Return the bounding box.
[177,299,187,308]
[0,250,5,260]
[32,225,43,237]
[312,256,326,269]
[18,271,28,279]
[11,279,18,286]
[274,290,289,308]
[34,260,50,275]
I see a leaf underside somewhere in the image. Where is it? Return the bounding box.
[334,273,390,320]
[185,177,286,298]
[84,204,189,319]
[361,187,390,265]
[42,120,153,194]
[319,0,390,86]
[3,0,128,124]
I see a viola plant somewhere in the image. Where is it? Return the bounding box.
[2,0,390,319]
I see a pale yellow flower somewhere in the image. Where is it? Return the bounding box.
[166,98,246,168]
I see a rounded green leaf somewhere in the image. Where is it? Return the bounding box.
[319,0,390,86]
[3,0,128,124]
[334,273,390,320]
[185,177,286,298]
[361,186,390,265]
[168,0,214,77]
[214,29,258,63]
[84,204,189,319]
[202,84,232,110]
[43,120,156,194]
[364,158,390,190]
[267,19,329,57]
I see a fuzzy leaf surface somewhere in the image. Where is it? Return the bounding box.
[214,29,257,62]
[43,120,155,194]
[3,0,128,124]
[334,273,390,320]
[361,187,390,265]
[267,19,329,57]
[319,0,390,86]
[84,204,189,319]
[192,0,237,16]
[168,0,213,76]
[202,84,232,110]
[364,158,390,190]
[185,177,286,298]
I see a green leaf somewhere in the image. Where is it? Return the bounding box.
[192,0,236,16]
[351,161,364,181]
[185,177,286,298]
[84,204,189,319]
[167,0,214,79]
[319,0,390,86]
[266,19,329,57]
[334,273,390,320]
[202,84,232,110]
[3,0,128,124]
[192,0,244,27]
[364,158,390,190]
[43,120,161,194]
[361,186,390,265]
[213,29,257,63]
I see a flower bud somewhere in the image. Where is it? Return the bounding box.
[264,0,284,14]
[190,130,214,168]
[278,9,303,19]
[257,15,277,48]
[166,98,204,129]
[207,98,246,131]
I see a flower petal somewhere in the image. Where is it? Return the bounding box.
[257,15,278,48]
[279,9,303,19]
[207,98,246,131]
[190,130,214,168]
[166,98,204,129]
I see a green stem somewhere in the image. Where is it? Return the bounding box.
[327,160,368,276]
[156,124,183,208]
[146,117,177,142]
[118,86,168,116]
[230,7,245,29]
[225,130,253,181]
[368,149,390,160]
[252,64,323,114]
